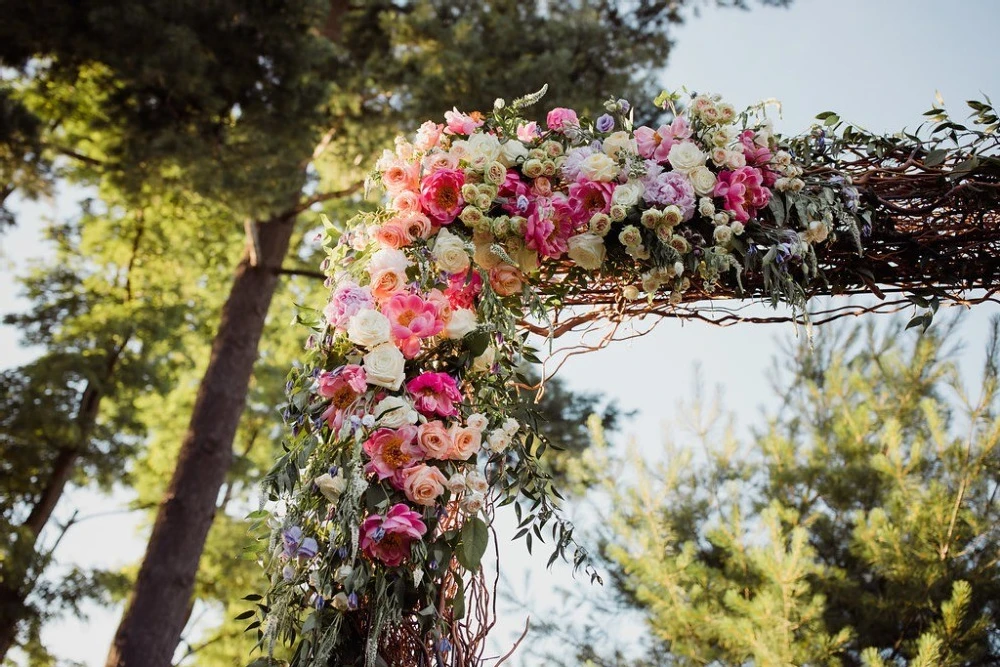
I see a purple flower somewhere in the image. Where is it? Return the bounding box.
[596,114,615,133]
[323,281,374,331]
[347,592,359,610]
[617,99,631,113]
[641,166,696,219]
[282,526,319,560]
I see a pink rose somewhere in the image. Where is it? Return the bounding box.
[414,121,444,151]
[447,425,482,460]
[363,426,423,482]
[546,107,579,132]
[417,421,454,459]
[370,268,407,303]
[420,169,466,224]
[360,503,427,567]
[407,372,462,418]
[381,293,446,359]
[401,464,448,506]
[714,166,771,223]
[381,159,420,195]
[373,221,413,250]
[398,212,433,240]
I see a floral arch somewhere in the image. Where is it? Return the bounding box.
[244,87,1000,666]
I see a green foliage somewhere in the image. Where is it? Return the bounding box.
[590,319,1000,666]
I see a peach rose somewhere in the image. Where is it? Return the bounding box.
[374,222,412,249]
[417,421,453,459]
[399,212,433,240]
[489,264,523,297]
[382,160,420,194]
[402,464,448,506]
[447,425,482,460]
[370,268,407,302]
[393,190,422,213]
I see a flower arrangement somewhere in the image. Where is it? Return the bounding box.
[247,86,868,666]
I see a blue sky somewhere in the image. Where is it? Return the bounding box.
[2,0,1000,664]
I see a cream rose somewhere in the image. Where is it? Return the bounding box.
[689,166,717,197]
[471,346,495,374]
[567,233,607,271]
[446,472,467,495]
[460,492,485,515]
[602,131,637,160]
[466,470,489,494]
[466,413,488,431]
[579,152,619,182]
[443,308,478,340]
[363,343,406,390]
[374,396,418,428]
[314,471,347,502]
[433,227,471,274]
[611,180,644,209]
[500,140,529,167]
[347,309,391,348]
[403,465,447,506]
[667,141,706,174]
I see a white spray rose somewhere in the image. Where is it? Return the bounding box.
[443,308,478,339]
[363,343,406,390]
[373,395,418,428]
[667,141,706,174]
[466,470,489,494]
[433,227,471,274]
[466,413,488,431]
[460,492,485,515]
[446,472,467,495]
[566,233,607,271]
[453,132,502,169]
[346,309,391,348]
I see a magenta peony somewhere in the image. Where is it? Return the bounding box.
[360,503,427,567]
[714,166,771,222]
[407,372,462,418]
[381,293,445,358]
[420,168,466,224]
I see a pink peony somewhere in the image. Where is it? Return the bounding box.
[524,195,579,258]
[318,365,368,431]
[381,293,445,358]
[407,372,462,418]
[444,271,483,310]
[444,108,484,135]
[738,130,778,187]
[568,180,615,225]
[363,426,423,483]
[420,169,466,224]
[714,166,771,223]
[360,503,427,567]
[546,107,579,132]
[324,282,373,331]
[634,117,691,163]
[641,164,697,220]
[499,169,531,215]
[517,121,541,142]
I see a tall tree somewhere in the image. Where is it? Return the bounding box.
[580,319,1000,666]
[0,1,790,662]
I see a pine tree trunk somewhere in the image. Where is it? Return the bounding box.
[105,214,297,667]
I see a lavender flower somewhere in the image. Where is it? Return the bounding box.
[596,114,615,133]
[282,526,319,560]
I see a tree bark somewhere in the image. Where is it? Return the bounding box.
[105,214,297,667]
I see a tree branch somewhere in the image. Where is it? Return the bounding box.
[272,266,326,281]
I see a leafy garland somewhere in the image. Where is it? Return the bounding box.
[241,87,997,666]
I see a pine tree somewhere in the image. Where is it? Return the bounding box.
[592,320,1000,666]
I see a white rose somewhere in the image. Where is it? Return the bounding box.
[347,309,391,348]
[367,247,409,276]
[725,151,747,170]
[499,140,529,167]
[433,227,471,274]
[611,180,644,209]
[314,471,347,502]
[566,233,607,271]
[466,413,488,431]
[363,343,406,390]
[453,132,502,169]
[579,153,619,182]
[460,492,485,515]
[373,395,418,427]
[446,472,467,495]
[444,308,478,339]
[466,470,489,494]
[602,131,637,160]
[623,285,640,301]
[471,346,495,374]
[730,221,745,236]
[501,417,519,434]
[698,196,715,217]
[486,430,511,453]
[689,166,717,197]
[713,225,733,245]
[667,141,706,174]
